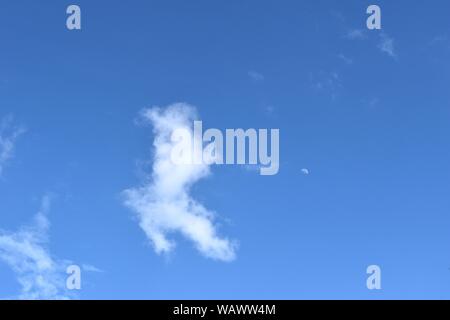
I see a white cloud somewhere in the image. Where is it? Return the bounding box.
[345,29,397,59]
[378,33,397,58]
[248,71,264,82]
[429,35,448,46]
[123,103,236,262]
[301,168,310,175]
[82,264,103,273]
[345,29,367,40]
[338,53,353,65]
[0,116,25,176]
[0,196,71,300]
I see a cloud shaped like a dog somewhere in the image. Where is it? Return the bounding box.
[123,103,236,262]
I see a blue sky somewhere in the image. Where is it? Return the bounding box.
[1,0,450,299]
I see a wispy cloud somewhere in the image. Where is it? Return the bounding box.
[428,35,450,52]
[366,97,380,108]
[345,29,367,40]
[344,28,397,59]
[123,103,236,262]
[82,264,103,273]
[0,196,71,300]
[0,116,25,176]
[338,53,353,65]
[248,71,265,82]
[429,35,448,46]
[311,71,342,100]
[378,33,397,58]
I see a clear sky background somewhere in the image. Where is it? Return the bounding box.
[0,0,450,299]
